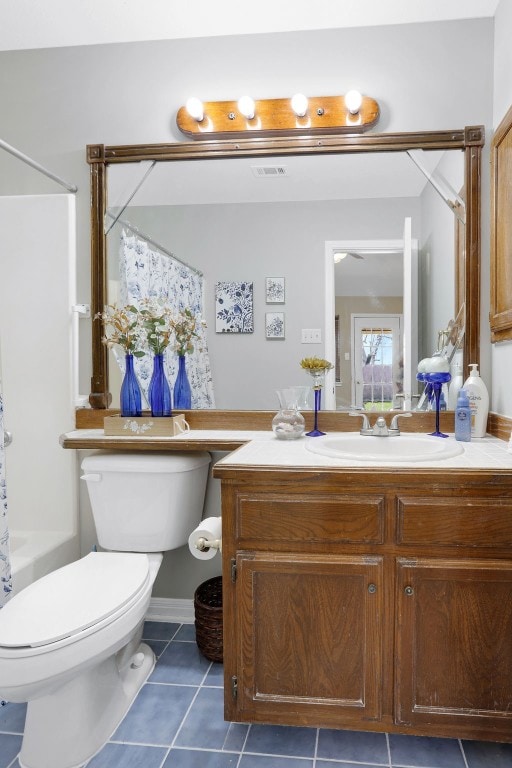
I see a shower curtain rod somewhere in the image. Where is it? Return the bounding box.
[0,139,78,194]
[108,212,203,277]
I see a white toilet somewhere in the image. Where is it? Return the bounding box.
[0,450,211,768]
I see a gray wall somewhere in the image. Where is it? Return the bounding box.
[0,18,495,597]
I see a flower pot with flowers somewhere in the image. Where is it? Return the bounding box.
[172,308,201,410]
[139,300,174,417]
[96,304,145,417]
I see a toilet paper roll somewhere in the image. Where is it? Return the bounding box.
[188,517,222,560]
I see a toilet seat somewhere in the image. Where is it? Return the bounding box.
[0,552,150,649]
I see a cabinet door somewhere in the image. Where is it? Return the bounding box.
[396,558,512,733]
[233,552,384,727]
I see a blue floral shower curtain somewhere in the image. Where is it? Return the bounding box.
[118,231,215,409]
[0,379,12,607]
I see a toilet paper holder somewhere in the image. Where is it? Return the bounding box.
[195,536,222,553]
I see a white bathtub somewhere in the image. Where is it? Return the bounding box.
[9,529,79,594]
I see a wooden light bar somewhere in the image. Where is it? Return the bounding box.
[176,93,380,140]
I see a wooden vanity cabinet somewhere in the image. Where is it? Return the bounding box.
[214,465,512,742]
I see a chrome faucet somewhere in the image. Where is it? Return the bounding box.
[389,411,413,435]
[372,415,389,436]
[349,410,412,436]
[349,410,372,435]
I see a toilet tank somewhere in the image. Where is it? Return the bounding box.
[81,452,211,552]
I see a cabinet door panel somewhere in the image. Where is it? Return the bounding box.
[396,558,512,729]
[236,553,384,725]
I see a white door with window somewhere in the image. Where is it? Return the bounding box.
[352,314,403,410]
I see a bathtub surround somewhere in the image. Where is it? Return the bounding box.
[0,195,79,598]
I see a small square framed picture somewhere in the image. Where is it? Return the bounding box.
[265,312,285,339]
[265,277,285,304]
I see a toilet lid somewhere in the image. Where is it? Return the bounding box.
[0,552,150,648]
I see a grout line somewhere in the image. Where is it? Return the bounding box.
[312,727,320,767]
[385,732,392,767]
[157,746,171,768]
[312,761,387,766]
[241,751,314,761]
[167,674,205,749]
[171,745,245,754]
[235,722,251,768]
[145,680,207,688]
[458,738,470,768]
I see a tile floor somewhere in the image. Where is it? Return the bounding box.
[1,621,512,768]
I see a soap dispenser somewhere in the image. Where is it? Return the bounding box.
[454,389,471,442]
[463,363,489,438]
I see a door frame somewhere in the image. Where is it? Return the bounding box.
[324,237,418,410]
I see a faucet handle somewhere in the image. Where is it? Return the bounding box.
[349,409,371,433]
[390,411,413,434]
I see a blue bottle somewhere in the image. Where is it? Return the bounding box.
[455,389,471,442]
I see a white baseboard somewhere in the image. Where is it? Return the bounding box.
[146,597,195,624]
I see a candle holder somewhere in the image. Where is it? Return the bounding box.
[306,370,327,437]
[423,371,451,438]
[300,358,334,437]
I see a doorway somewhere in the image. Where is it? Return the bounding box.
[352,314,402,410]
[324,226,417,410]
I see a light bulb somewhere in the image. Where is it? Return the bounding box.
[291,93,308,117]
[345,90,363,115]
[185,97,204,122]
[238,95,255,120]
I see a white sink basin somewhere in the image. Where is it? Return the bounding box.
[305,433,464,463]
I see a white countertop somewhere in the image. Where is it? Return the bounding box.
[61,428,512,470]
[215,432,512,470]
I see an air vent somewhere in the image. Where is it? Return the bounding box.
[251,165,288,178]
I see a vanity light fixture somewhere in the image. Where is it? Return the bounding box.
[176,92,380,139]
[345,90,363,115]
[185,97,204,122]
[237,95,256,120]
[291,93,308,117]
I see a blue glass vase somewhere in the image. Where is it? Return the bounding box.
[174,355,192,410]
[148,353,172,417]
[120,354,142,417]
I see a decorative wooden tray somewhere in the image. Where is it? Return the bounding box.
[103,413,188,437]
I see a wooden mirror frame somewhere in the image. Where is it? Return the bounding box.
[87,125,484,409]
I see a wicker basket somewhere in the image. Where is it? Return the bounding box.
[194,576,223,663]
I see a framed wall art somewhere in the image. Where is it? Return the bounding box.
[215,281,254,333]
[265,312,285,339]
[265,277,285,304]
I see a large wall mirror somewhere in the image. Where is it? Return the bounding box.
[88,126,483,412]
